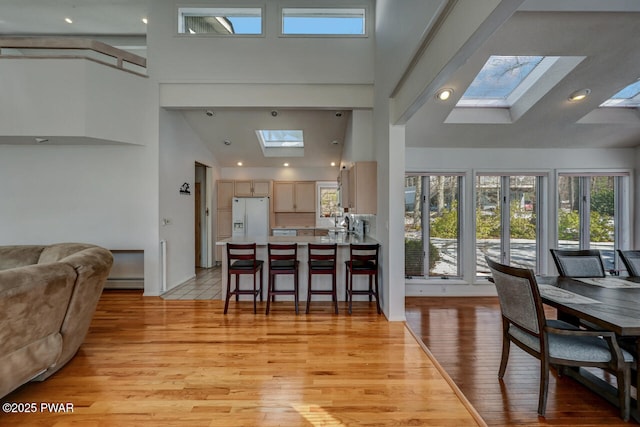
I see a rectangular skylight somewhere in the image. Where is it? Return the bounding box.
[457,56,545,107]
[256,130,304,147]
[281,8,366,35]
[178,7,262,35]
[600,80,640,107]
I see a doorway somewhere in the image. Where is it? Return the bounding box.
[194,163,213,268]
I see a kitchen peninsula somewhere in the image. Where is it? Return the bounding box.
[216,233,380,307]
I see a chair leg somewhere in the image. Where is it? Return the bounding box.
[332,272,338,315]
[368,276,373,302]
[224,272,232,314]
[252,271,257,314]
[348,272,353,315]
[306,269,312,314]
[374,272,381,314]
[266,274,273,315]
[498,328,510,379]
[259,267,263,302]
[618,365,631,421]
[538,358,549,417]
[294,270,299,315]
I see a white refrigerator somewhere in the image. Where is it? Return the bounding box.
[232,197,269,238]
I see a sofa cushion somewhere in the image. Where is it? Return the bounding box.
[0,245,45,271]
[38,243,97,265]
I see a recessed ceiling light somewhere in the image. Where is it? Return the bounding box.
[330,162,336,167]
[237,162,243,166]
[223,139,231,146]
[64,18,73,24]
[142,18,148,24]
[568,88,591,102]
[205,110,214,117]
[283,163,289,167]
[35,137,49,144]
[436,88,454,101]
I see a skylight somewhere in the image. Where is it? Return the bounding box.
[256,130,304,147]
[457,56,545,108]
[281,8,366,35]
[600,80,640,107]
[255,130,305,158]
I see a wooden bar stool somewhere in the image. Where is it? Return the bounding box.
[266,243,299,315]
[306,243,338,314]
[224,243,263,314]
[345,243,381,315]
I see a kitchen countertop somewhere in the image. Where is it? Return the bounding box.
[217,234,378,246]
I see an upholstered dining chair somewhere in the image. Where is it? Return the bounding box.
[485,256,633,420]
[617,249,640,277]
[550,249,605,277]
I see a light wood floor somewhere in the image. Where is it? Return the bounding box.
[405,297,636,427]
[2,292,482,426]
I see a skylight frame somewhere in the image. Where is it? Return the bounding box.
[177,7,264,36]
[255,130,305,158]
[457,55,555,108]
[600,80,640,108]
[280,7,367,37]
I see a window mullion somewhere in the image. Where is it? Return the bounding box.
[500,176,510,264]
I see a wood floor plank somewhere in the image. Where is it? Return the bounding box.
[1,292,482,426]
[406,296,635,427]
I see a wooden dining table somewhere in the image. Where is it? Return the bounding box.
[537,275,640,421]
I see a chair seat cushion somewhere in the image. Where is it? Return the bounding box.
[270,260,297,270]
[346,260,377,271]
[509,320,634,363]
[310,260,335,270]
[230,259,263,270]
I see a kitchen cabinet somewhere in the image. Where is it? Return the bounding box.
[347,161,377,214]
[217,180,235,210]
[273,181,316,213]
[234,180,270,197]
[216,180,235,262]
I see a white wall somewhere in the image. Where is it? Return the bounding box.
[221,167,337,182]
[149,0,375,85]
[159,109,220,292]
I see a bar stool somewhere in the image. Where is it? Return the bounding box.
[266,243,299,315]
[306,243,338,314]
[224,243,263,314]
[344,243,381,315]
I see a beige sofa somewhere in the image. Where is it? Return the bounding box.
[0,243,113,398]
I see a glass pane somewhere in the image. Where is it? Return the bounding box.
[282,8,365,35]
[459,56,544,107]
[509,176,537,269]
[319,187,338,218]
[476,176,501,277]
[256,130,304,147]
[601,80,640,107]
[590,176,615,271]
[428,176,459,277]
[404,176,424,277]
[557,176,581,250]
[179,8,262,35]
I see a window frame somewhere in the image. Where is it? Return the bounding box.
[404,173,464,280]
[316,181,339,228]
[177,6,265,37]
[279,6,369,38]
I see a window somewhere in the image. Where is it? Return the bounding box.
[458,56,547,108]
[557,174,628,272]
[281,8,366,36]
[476,174,543,277]
[178,7,262,35]
[316,182,339,227]
[600,79,640,108]
[405,174,462,278]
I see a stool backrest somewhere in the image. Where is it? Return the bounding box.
[308,243,337,262]
[349,244,379,264]
[227,243,258,266]
[268,243,297,263]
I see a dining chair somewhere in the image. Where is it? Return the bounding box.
[344,244,381,315]
[224,243,263,314]
[485,256,633,420]
[266,243,300,315]
[306,243,338,314]
[617,249,640,277]
[550,249,605,277]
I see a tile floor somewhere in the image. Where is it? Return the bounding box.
[161,267,222,300]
